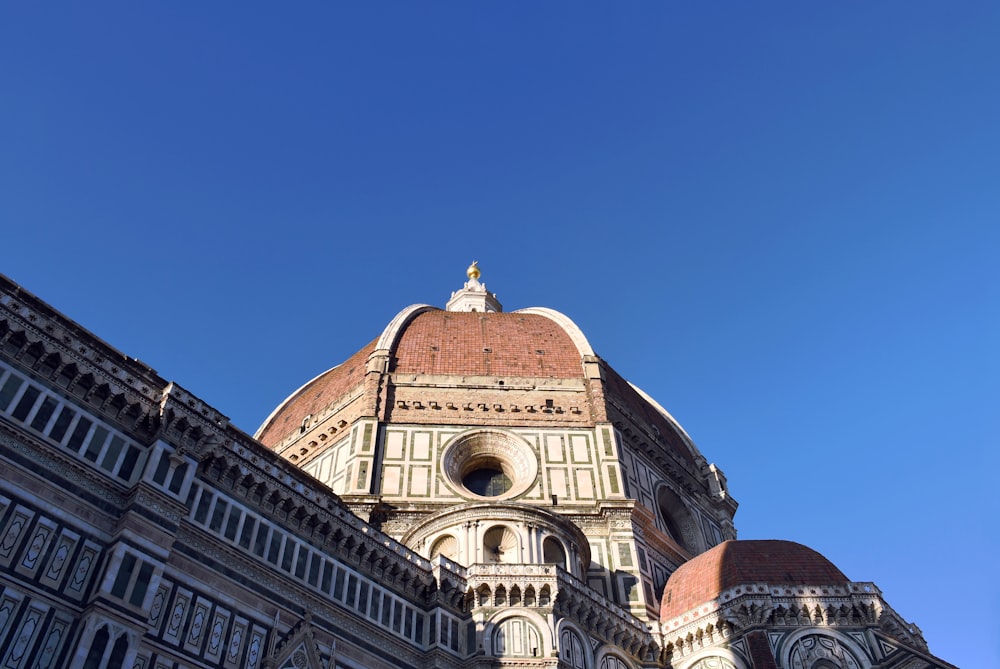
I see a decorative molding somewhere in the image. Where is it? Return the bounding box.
[656,580,934,665]
[175,527,429,667]
[0,424,127,509]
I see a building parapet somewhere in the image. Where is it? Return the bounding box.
[656,580,930,663]
[463,563,654,661]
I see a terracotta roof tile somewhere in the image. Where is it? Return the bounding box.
[258,310,587,448]
[660,540,849,619]
[391,311,583,378]
[257,338,377,447]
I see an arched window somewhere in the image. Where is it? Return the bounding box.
[560,628,588,669]
[599,654,631,669]
[463,466,513,496]
[494,617,542,657]
[787,634,864,669]
[168,463,188,494]
[542,537,567,568]
[107,634,129,669]
[687,656,737,669]
[82,626,109,669]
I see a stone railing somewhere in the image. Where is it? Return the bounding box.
[463,563,654,660]
[555,568,653,657]
[465,563,559,608]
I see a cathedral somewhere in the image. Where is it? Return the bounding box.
[0,265,953,668]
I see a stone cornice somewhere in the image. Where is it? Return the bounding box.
[197,445,438,602]
[656,581,929,660]
[629,499,691,566]
[171,528,431,668]
[271,387,364,456]
[0,278,164,401]
[554,567,654,661]
[462,561,654,662]
[0,420,127,514]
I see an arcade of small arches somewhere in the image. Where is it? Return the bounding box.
[467,582,553,608]
[660,622,739,665]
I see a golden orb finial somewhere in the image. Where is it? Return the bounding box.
[466,260,481,281]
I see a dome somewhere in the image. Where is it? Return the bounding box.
[254,265,705,479]
[391,309,585,378]
[659,540,850,620]
[255,303,595,448]
[255,338,378,447]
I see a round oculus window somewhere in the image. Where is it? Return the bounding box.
[462,465,513,497]
[442,430,537,500]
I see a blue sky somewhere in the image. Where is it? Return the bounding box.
[2,4,997,666]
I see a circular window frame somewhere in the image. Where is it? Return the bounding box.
[441,430,538,501]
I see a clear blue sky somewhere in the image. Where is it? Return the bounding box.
[2,4,996,666]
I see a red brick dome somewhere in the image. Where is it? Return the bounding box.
[660,540,849,619]
[254,338,378,447]
[255,306,591,447]
[391,310,585,378]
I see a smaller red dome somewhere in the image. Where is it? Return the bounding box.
[660,540,849,620]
